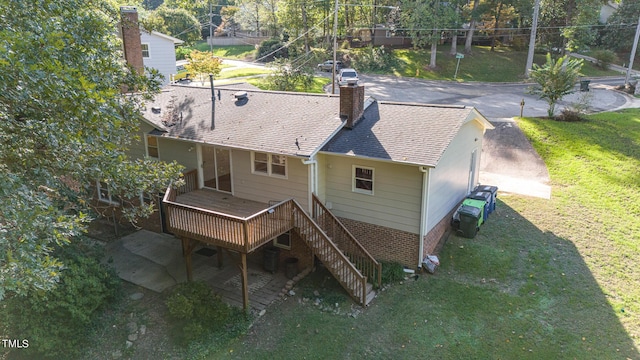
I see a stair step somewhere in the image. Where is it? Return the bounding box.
[365,289,376,306]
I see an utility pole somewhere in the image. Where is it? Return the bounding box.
[525,0,540,77]
[331,0,339,94]
[625,16,640,86]
[209,1,213,53]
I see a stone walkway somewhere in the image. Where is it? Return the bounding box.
[104,230,299,313]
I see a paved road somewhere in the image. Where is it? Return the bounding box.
[349,75,640,198]
[358,75,637,119]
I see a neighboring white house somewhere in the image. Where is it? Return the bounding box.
[140,31,183,86]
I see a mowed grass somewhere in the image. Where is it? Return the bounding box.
[390,45,621,82]
[193,43,256,60]
[210,109,640,359]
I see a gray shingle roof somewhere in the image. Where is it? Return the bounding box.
[141,84,491,166]
[142,85,344,157]
[321,101,485,167]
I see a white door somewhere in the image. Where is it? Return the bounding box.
[467,149,477,193]
[202,146,232,193]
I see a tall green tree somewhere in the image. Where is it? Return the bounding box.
[528,53,584,117]
[602,1,640,52]
[0,0,183,299]
[538,0,606,52]
[148,6,202,43]
[401,0,457,68]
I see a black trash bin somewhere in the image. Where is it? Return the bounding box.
[457,205,482,239]
[474,185,498,213]
[580,79,590,92]
[263,247,280,273]
[285,257,299,279]
[467,190,492,221]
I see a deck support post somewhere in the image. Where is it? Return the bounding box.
[181,237,195,282]
[240,252,249,312]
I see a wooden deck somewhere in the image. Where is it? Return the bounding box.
[164,180,294,253]
[175,189,270,218]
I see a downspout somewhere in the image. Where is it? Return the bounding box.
[418,166,431,269]
[302,157,317,213]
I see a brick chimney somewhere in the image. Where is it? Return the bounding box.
[340,83,365,129]
[120,6,144,74]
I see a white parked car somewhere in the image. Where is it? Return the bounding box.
[338,68,359,86]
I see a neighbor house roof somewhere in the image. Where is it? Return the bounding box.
[145,30,184,45]
[321,101,493,167]
[141,85,344,157]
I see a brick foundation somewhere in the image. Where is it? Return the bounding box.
[337,217,419,268]
[421,206,458,261]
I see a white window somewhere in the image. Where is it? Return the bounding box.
[271,154,287,176]
[273,231,291,250]
[146,135,159,159]
[353,166,374,195]
[141,43,150,58]
[97,181,120,205]
[252,152,287,178]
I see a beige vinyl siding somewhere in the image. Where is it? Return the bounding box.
[232,150,310,210]
[315,154,327,201]
[323,156,422,234]
[157,138,199,172]
[127,122,155,160]
[427,117,485,231]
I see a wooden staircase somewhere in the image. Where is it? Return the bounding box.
[291,196,381,306]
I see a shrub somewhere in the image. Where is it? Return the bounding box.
[166,281,244,347]
[510,35,527,51]
[557,109,585,122]
[256,39,288,62]
[378,261,405,284]
[0,239,121,359]
[352,45,397,72]
[591,49,617,70]
[176,46,193,60]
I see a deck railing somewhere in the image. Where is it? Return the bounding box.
[292,201,369,305]
[311,194,382,287]
[162,172,293,252]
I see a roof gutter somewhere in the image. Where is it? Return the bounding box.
[301,157,318,213]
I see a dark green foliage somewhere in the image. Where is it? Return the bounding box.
[261,59,315,92]
[379,261,405,284]
[352,46,398,72]
[591,49,617,70]
[256,39,289,62]
[166,282,248,348]
[0,240,121,359]
[176,46,193,60]
[558,109,585,122]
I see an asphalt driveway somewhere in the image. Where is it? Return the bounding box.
[350,75,640,199]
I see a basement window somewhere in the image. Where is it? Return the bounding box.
[252,152,287,178]
[273,231,291,250]
[97,181,120,205]
[353,166,374,195]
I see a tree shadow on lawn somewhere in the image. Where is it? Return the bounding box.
[431,198,639,359]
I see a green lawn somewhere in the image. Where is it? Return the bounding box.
[247,76,331,94]
[386,45,621,82]
[192,43,256,60]
[207,109,640,359]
